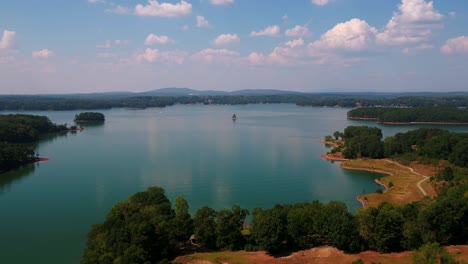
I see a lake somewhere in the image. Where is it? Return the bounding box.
[1,104,468,263]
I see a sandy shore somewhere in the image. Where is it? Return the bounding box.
[321,154,349,162]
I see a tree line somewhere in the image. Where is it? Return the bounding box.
[81,183,467,264]
[0,114,69,172]
[329,126,468,169]
[74,112,105,122]
[2,95,468,110]
[347,107,468,123]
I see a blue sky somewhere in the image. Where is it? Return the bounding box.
[0,0,467,94]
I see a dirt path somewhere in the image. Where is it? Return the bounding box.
[384,159,428,196]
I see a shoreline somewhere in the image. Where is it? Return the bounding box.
[340,163,392,177]
[377,121,468,125]
[321,154,349,162]
[35,157,50,162]
[347,117,468,125]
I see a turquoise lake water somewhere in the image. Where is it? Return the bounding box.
[1,104,467,263]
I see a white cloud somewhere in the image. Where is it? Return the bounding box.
[182,25,189,31]
[311,0,334,6]
[311,18,377,50]
[136,48,187,64]
[248,52,266,65]
[32,49,55,59]
[192,48,239,63]
[138,48,160,62]
[285,38,304,48]
[441,36,468,55]
[209,0,234,5]
[212,34,240,46]
[449,11,456,18]
[285,25,312,38]
[105,5,131,14]
[88,0,105,3]
[196,16,211,28]
[249,19,377,67]
[135,0,192,17]
[0,30,16,49]
[144,34,175,45]
[402,43,434,54]
[250,25,280,37]
[376,0,443,45]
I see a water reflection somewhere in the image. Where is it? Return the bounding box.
[0,164,36,194]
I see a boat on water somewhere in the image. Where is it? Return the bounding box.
[232,114,237,121]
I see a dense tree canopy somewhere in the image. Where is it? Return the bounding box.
[348,107,468,123]
[0,114,69,172]
[83,184,468,260]
[341,126,384,159]
[74,112,105,122]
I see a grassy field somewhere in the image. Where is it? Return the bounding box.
[341,159,437,207]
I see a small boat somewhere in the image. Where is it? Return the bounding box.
[232,114,237,121]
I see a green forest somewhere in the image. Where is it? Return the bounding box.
[347,107,468,123]
[74,112,105,122]
[331,126,468,169]
[0,114,69,172]
[81,184,467,264]
[1,95,468,111]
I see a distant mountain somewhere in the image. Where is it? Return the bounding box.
[138,88,306,96]
[230,89,306,96]
[139,88,228,96]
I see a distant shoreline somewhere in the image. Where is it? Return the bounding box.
[348,116,468,125]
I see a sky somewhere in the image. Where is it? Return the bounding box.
[0,0,467,94]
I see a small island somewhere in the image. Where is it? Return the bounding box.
[74,112,105,123]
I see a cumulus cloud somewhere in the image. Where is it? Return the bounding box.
[212,34,240,46]
[32,49,55,59]
[209,0,234,5]
[285,25,312,38]
[144,34,175,45]
[250,25,280,37]
[136,48,187,64]
[0,30,16,49]
[135,0,192,17]
[441,36,468,54]
[248,18,377,67]
[376,0,443,45]
[192,48,239,63]
[196,16,211,28]
[310,18,377,51]
[311,0,334,6]
[248,52,266,65]
[88,0,105,3]
[285,38,304,48]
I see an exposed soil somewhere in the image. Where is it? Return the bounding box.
[174,245,468,264]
